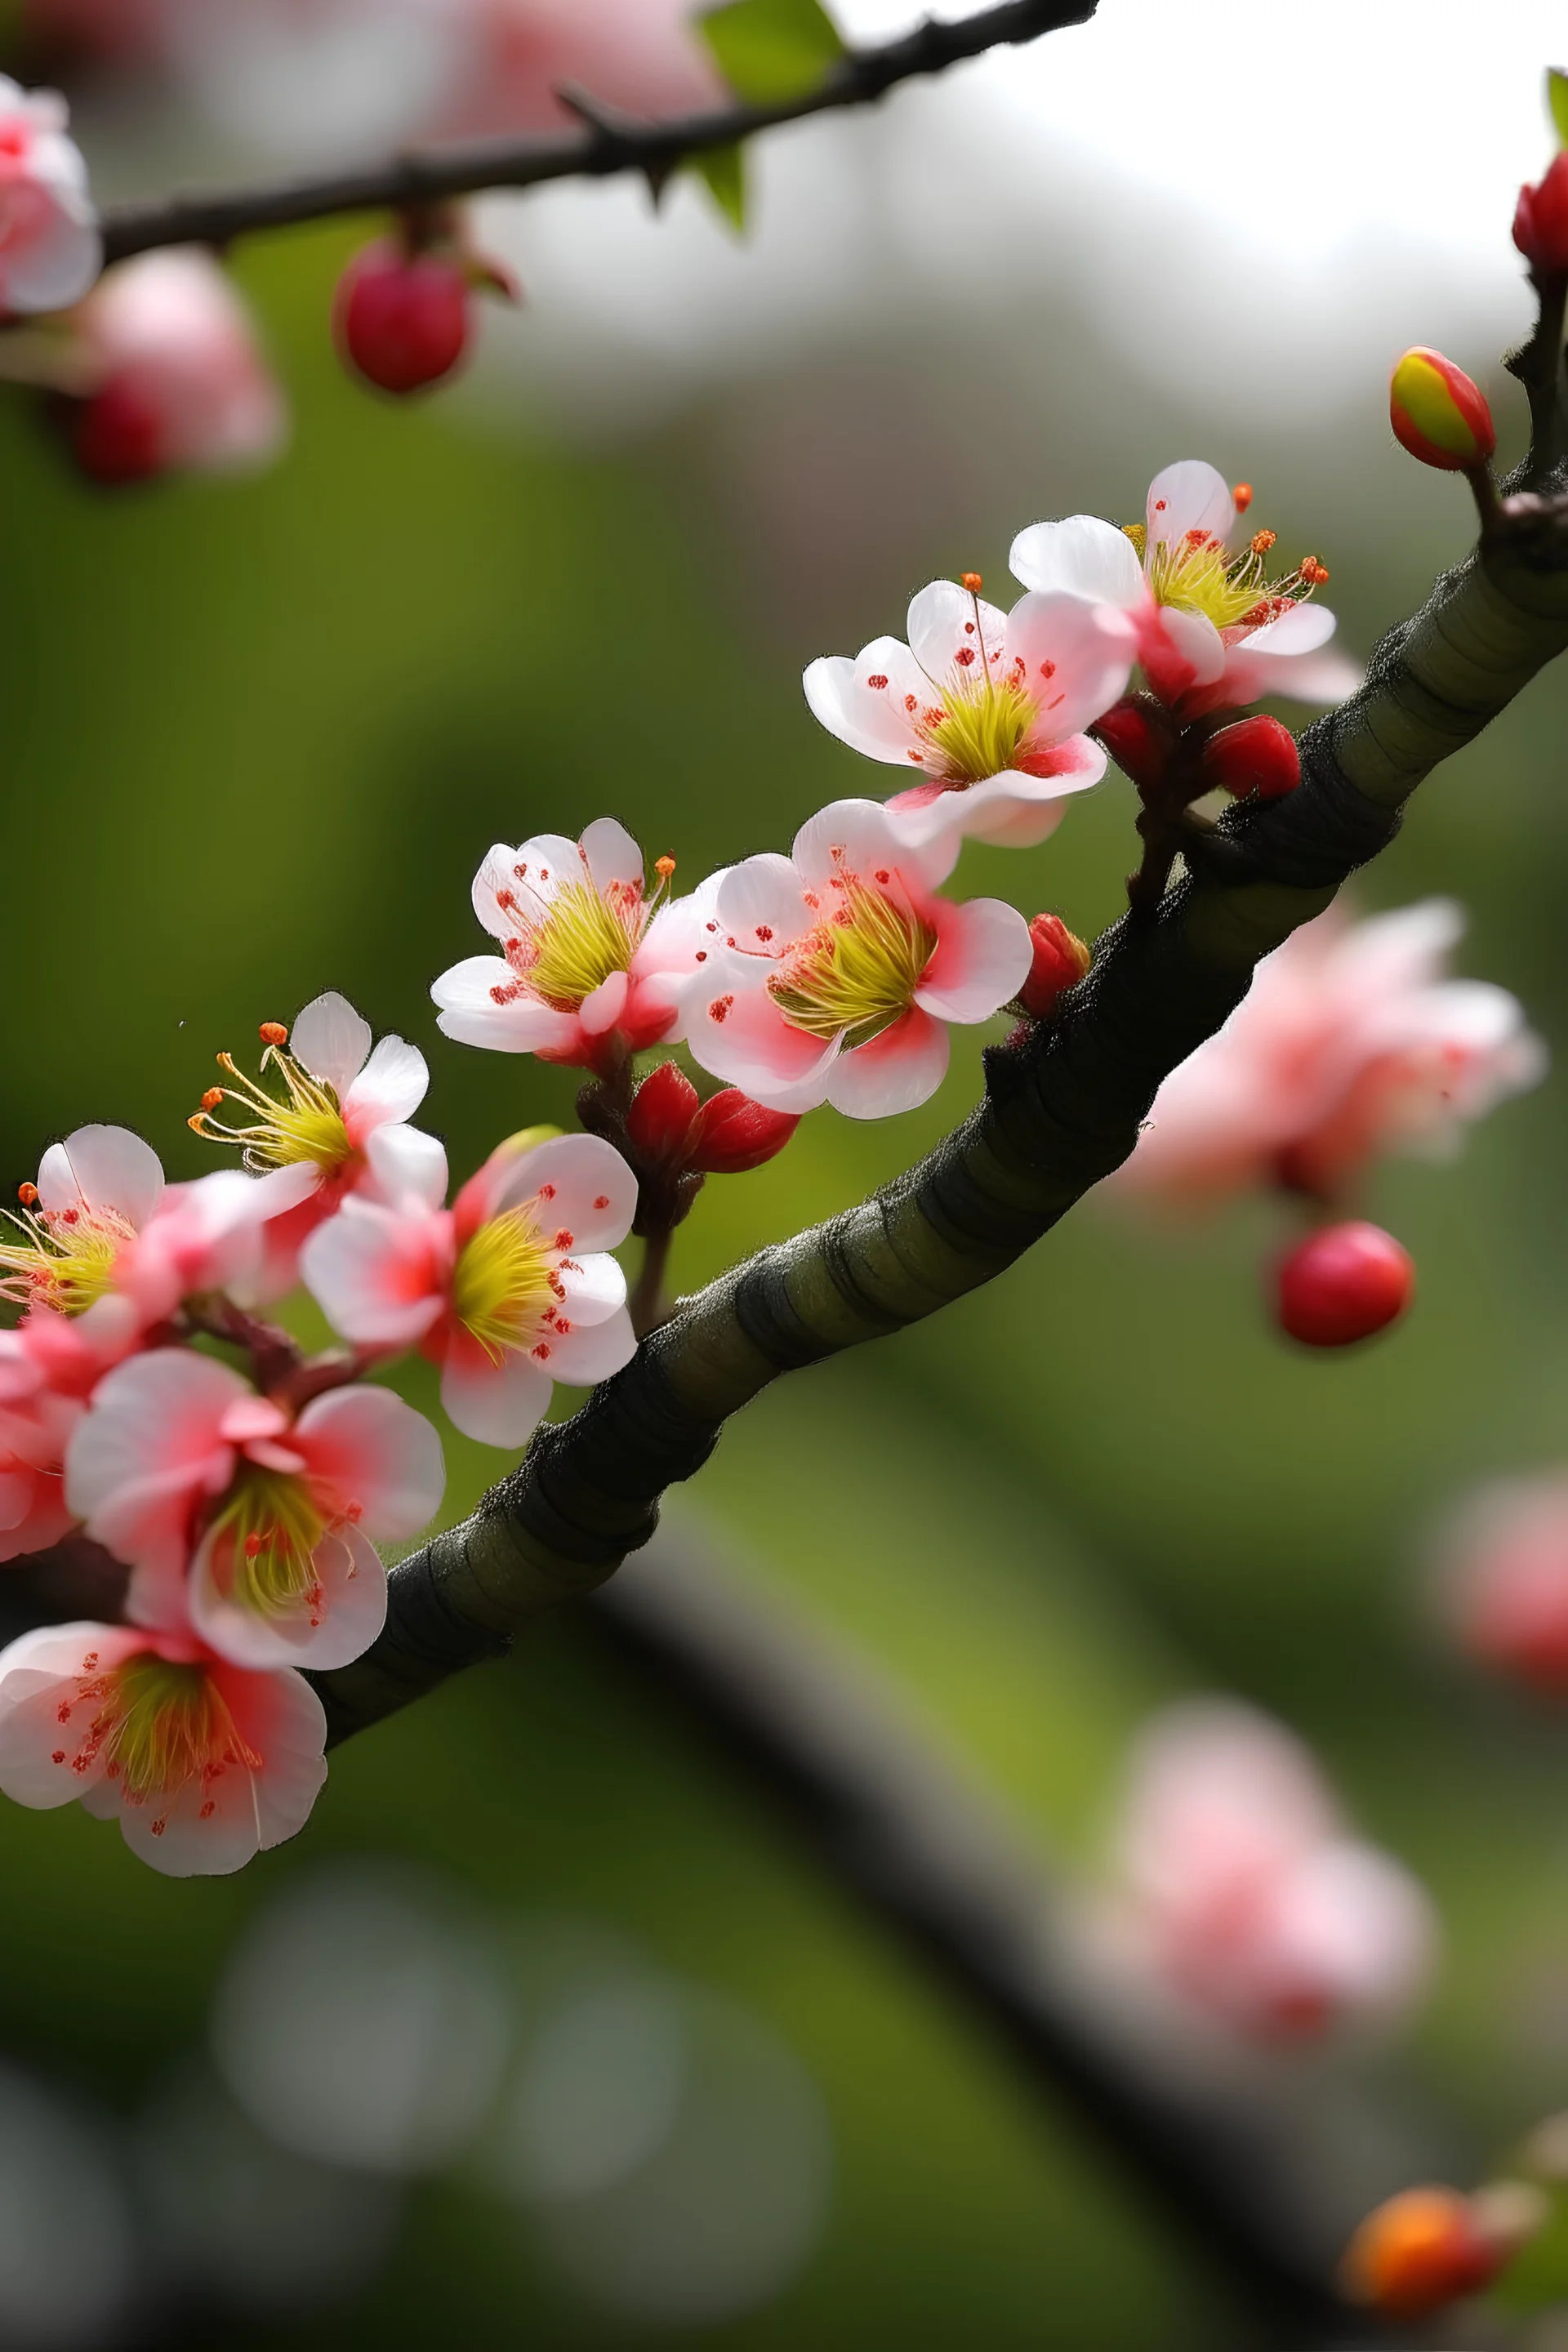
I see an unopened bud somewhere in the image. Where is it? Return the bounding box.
[258,1022,288,1048]
[687,1090,800,1176]
[1390,347,1496,472]
[626,1061,700,1165]
[1200,715,1300,801]
[1019,913,1091,1019]
[1342,2187,1508,2318]
[1275,1222,1414,1348]
[1092,697,1173,791]
[1514,151,1568,277]
[335,240,472,395]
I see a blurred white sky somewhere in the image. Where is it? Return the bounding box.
[473,0,1564,438]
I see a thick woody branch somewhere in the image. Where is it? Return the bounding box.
[96,0,1098,267]
[313,476,1568,1744]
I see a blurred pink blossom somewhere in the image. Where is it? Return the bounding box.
[68,247,286,482]
[1121,899,1545,1207]
[1106,1699,1436,2042]
[0,76,99,314]
[1441,1473,1568,1693]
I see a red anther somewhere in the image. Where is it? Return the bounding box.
[1342,2189,1507,2319]
[960,571,983,594]
[709,996,734,1023]
[1200,714,1301,801]
[654,855,677,881]
[626,1060,700,1165]
[16,1183,36,1207]
[335,239,471,395]
[199,1088,224,1112]
[687,1089,800,1176]
[1274,1223,1414,1348]
[243,1532,264,1558]
[1091,697,1174,791]
[259,1021,288,1047]
[1250,527,1277,555]
[1299,557,1330,586]
[1514,150,1568,277]
[1018,912,1092,1019]
[1232,482,1254,513]
[67,377,167,487]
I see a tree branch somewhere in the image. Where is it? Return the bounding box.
[96,0,1099,267]
[589,1532,1419,2344]
[310,481,1568,1744]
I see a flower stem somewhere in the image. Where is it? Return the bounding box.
[630,1226,675,1339]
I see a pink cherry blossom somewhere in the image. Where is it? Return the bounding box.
[450,0,719,136]
[1010,461,1361,722]
[192,991,431,1298]
[679,799,1033,1119]
[804,578,1136,852]
[65,1350,444,1669]
[301,1125,638,1448]
[0,1124,167,1348]
[0,1324,87,1563]
[0,78,100,315]
[69,247,287,480]
[1438,1473,1568,1693]
[432,818,715,1073]
[0,1619,327,1875]
[1106,1699,1436,2042]
[1122,900,1546,1207]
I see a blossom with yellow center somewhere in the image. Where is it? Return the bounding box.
[769,879,937,1047]
[204,1467,329,1622]
[0,1190,133,1316]
[189,1024,354,1175]
[74,1651,259,1811]
[451,1204,559,1361]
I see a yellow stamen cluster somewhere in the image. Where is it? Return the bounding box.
[72,1654,259,1811]
[206,1468,327,1620]
[769,876,935,1047]
[0,1197,133,1316]
[1129,510,1329,633]
[452,1206,559,1361]
[491,856,673,1015]
[189,1030,352,1175]
[920,671,1036,784]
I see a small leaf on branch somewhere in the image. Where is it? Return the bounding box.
[693,140,749,233]
[698,0,846,104]
[1549,67,1568,149]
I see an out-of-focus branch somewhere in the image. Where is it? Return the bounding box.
[96,0,1098,267]
[314,442,1568,1743]
[589,1533,1416,2345]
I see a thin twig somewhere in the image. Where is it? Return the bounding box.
[96,0,1099,267]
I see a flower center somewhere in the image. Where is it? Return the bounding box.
[493,871,651,1014]
[0,1196,133,1316]
[54,1648,261,1829]
[452,1205,560,1360]
[189,1037,353,1174]
[206,1466,328,1621]
[1128,519,1328,633]
[915,670,1034,784]
[768,874,936,1046]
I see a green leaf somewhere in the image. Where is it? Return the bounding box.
[698,0,846,105]
[1549,67,1568,149]
[693,141,749,233]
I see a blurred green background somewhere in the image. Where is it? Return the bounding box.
[2,86,1568,2345]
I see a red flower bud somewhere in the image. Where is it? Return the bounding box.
[1019,913,1092,1019]
[1389,347,1495,473]
[626,1061,700,1165]
[68,378,166,485]
[1092,697,1172,791]
[1342,2187,1506,2319]
[1200,715,1300,801]
[1514,151,1568,277]
[335,242,471,394]
[687,1089,800,1175]
[1274,1222,1414,1348]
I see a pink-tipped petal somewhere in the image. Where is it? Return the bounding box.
[1004,593,1138,742]
[363,1123,448,1214]
[439,1340,555,1450]
[38,1124,163,1229]
[1146,460,1235,554]
[825,1009,950,1119]
[293,1384,446,1539]
[486,1132,637,1252]
[1009,514,1146,606]
[300,1200,448,1348]
[916,897,1034,1023]
[344,1034,429,1134]
[431,956,581,1055]
[289,992,371,1095]
[578,968,630,1037]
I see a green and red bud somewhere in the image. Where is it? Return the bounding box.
[1019,914,1092,1020]
[1200,715,1300,801]
[1342,2180,1544,2319]
[1389,347,1496,473]
[1515,151,1568,276]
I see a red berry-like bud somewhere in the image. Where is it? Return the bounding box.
[1514,151,1568,277]
[1200,715,1301,801]
[69,378,165,485]
[1389,347,1495,472]
[1019,913,1092,1019]
[1092,697,1172,790]
[687,1090,800,1175]
[1342,2188,1506,2319]
[626,1061,700,1165]
[335,242,471,394]
[1274,1222,1414,1348]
